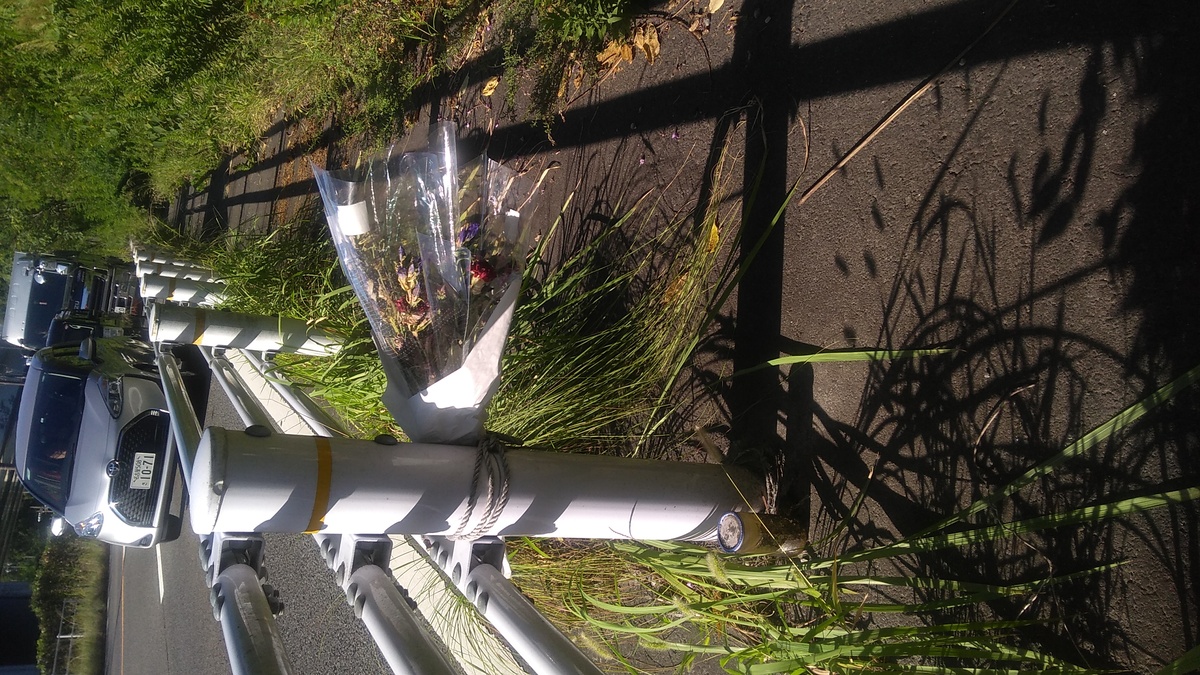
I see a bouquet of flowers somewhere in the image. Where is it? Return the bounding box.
[313,123,538,444]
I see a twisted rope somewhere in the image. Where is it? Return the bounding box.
[449,434,511,541]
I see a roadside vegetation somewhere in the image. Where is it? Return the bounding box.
[158,132,1200,672]
[0,0,636,262]
[5,0,1199,672]
[31,534,107,675]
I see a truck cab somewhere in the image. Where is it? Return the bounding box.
[3,252,143,352]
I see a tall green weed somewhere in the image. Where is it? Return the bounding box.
[0,0,455,239]
[508,368,1200,673]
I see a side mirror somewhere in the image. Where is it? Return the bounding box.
[50,517,65,537]
[33,272,45,285]
[78,337,97,362]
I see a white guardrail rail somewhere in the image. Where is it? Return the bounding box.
[134,247,761,675]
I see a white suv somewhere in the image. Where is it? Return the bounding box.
[15,336,180,548]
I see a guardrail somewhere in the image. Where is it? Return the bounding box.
[137,250,762,675]
[50,598,81,675]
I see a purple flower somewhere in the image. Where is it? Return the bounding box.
[457,221,481,247]
[396,244,421,269]
[397,262,421,294]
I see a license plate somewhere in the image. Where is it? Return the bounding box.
[130,452,156,490]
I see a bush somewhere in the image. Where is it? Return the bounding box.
[30,535,107,675]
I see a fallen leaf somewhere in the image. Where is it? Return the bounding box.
[597,40,623,64]
[707,0,724,13]
[637,25,660,65]
[707,221,719,253]
[481,76,499,97]
[662,273,689,305]
[597,40,634,70]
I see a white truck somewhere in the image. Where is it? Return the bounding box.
[3,251,143,352]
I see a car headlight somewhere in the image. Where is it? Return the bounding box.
[98,375,123,418]
[73,512,104,538]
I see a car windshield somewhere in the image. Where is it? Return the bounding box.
[22,370,87,511]
[24,273,70,348]
[70,269,91,311]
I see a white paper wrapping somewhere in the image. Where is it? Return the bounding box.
[380,281,519,444]
[313,131,537,446]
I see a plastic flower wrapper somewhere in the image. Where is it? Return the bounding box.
[313,127,537,444]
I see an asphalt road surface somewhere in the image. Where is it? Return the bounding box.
[105,378,390,675]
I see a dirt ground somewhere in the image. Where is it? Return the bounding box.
[171,0,1200,671]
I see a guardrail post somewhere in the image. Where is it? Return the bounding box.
[212,565,292,675]
[141,273,226,305]
[315,534,459,675]
[188,427,761,541]
[201,533,293,675]
[151,305,343,356]
[156,346,202,488]
[242,351,345,437]
[423,536,604,675]
[200,347,279,431]
[135,259,218,282]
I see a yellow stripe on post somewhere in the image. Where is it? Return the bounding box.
[305,438,333,533]
[192,309,207,345]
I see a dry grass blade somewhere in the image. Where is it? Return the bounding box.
[790,0,1021,211]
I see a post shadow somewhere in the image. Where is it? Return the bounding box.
[723,0,794,435]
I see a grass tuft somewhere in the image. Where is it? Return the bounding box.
[564,375,1200,673]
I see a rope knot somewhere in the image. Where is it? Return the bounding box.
[449,433,511,541]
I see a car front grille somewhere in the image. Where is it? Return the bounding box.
[109,410,170,526]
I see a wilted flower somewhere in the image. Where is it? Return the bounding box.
[394,296,419,314]
[395,295,430,332]
[316,151,531,409]
[470,256,495,283]
[397,262,421,294]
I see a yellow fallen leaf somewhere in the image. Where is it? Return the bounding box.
[481,76,499,97]
[707,221,719,253]
[597,40,633,70]
[597,39,628,69]
[597,41,620,64]
[633,25,647,56]
[639,24,660,65]
[708,0,724,13]
[662,273,689,305]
